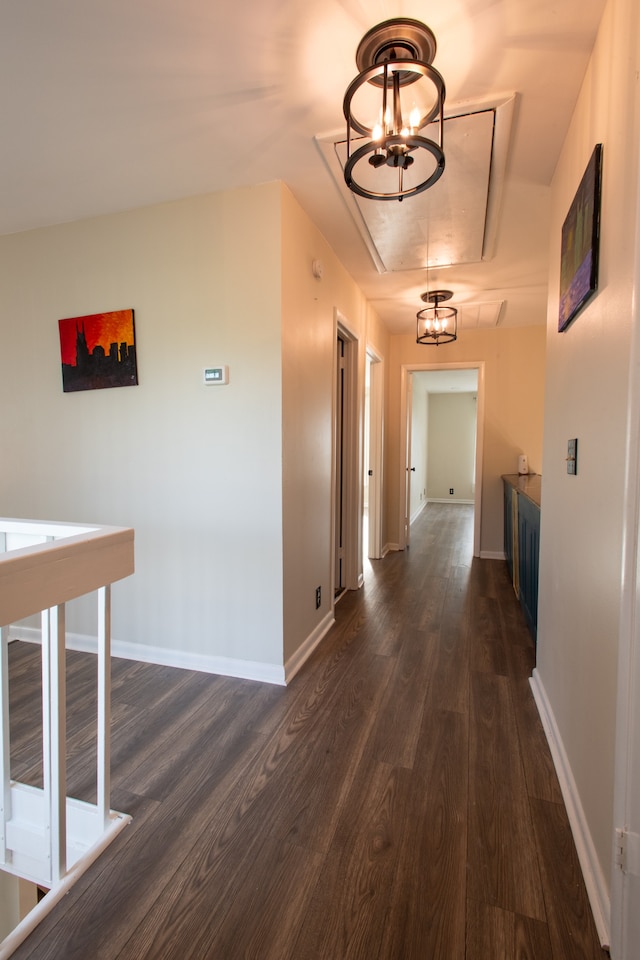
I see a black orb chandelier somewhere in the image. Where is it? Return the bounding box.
[343,18,446,201]
[416,290,458,345]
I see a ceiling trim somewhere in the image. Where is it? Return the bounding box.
[315,93,517,276]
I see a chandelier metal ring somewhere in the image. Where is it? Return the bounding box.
[344,134,445,201]
[342,60,445,138]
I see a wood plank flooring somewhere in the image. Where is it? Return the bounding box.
[6,503,609,959]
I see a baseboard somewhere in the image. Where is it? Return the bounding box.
[384,542,400,553]
[8,624,287,686]
[427,498,475,505]
[410,500,428,524]
[284,610,335,684]
[530,668,611,949]
[480,550,506,560]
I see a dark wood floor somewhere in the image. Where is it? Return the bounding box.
[7,503,608,959]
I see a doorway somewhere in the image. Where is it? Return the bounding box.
[364,348,383,562]
[333,314,361,601]
[399,362,485,556]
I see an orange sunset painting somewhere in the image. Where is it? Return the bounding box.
[59,309,138,393]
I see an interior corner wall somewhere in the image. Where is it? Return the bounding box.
[0,184,286,673]
[385,325,546,555]
[536,0,640,925]
[280,184,374,666]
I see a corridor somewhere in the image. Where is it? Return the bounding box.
[7,503,607,959]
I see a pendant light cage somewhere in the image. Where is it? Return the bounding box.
[343,18,446,201]
[416,290,458,345]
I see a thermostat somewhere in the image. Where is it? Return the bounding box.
[204,366,229,385]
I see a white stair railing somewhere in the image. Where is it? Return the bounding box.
[0,519,134,890]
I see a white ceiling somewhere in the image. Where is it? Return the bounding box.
[0,0,606,336]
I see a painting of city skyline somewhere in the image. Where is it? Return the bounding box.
[59,309,138,392]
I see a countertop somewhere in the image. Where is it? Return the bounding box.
[502,473,541,508]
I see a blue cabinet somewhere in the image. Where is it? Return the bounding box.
[502,475,541,643]
[517,492,540,641]
[503,480,514,584]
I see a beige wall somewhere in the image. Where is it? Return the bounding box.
[280,184,384,664]
[385,326,546,556]
[0,185,285,670]
[427,393,477,501]
[536,0,640,927]
[0,181,390,677]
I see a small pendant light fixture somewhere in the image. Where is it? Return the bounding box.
[343,18,446,201]
[416,290,458,345]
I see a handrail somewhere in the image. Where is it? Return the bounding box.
[0,518,134,891]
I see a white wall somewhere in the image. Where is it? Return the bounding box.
[0,186,286,674]
[535,0,640,941]
[0,874,37,943]
[427,393,477,501]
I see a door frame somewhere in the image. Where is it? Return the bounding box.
[332,311,362,604]
[398,361,485,556]
[365,347,384,560]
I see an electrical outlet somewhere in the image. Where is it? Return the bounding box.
[449,488,454,495]
[315,586,321,609]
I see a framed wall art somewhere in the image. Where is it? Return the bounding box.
[59,309,138,393]
[558,143,603,332]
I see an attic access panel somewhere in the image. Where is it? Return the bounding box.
[329,108,496,273]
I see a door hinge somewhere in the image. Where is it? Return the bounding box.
[615,828,640,875]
